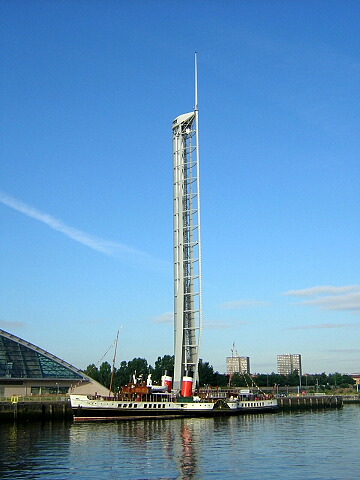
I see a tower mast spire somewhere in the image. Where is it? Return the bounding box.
[195,51,199,112]
[172,54,202,393]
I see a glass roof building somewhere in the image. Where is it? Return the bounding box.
[0,329,106,397]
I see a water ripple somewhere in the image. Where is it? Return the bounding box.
[0,405,359,479]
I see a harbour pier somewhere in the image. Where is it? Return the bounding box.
[277,395,343,410]
[0,394,350,422]
[0,396,73,421]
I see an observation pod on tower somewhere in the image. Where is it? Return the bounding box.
[172,55,203,393]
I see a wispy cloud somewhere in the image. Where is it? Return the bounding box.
[289,323,360,330]
[284,285,360,297]
[283,285,360,314]
[153,312,173,324]
[323,348,360,354]
[219,299,270,310]
[205,321,249,329]
[152,312,249,330]
[0,191,164,266]
[0,319,25,328]
[300,293,360,313]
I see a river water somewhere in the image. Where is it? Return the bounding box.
[0,404,359,479]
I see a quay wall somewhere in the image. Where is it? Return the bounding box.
[341,395,360,404]
[0,394,353,422]
[277,395,343,410]
[0,398,73,422]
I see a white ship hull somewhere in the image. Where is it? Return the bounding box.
[70,394,278,422]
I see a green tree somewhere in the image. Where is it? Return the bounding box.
[287,371,300,386]
[152,355,174,383]
[230,373,249,388]
[340,374,355,386]
[212,371,228,387]
[328,372,355,388]
[84,364,100,383]
[114,360,130,389]
[198,359,215,386]
[127,357,152,383]
[99,361,112,388]
[253,374,269,387]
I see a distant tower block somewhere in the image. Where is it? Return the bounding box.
[277,353,302,376]
[172,54,202,392]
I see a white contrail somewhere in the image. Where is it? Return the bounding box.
[0,191,146,257]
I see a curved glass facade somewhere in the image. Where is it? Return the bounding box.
[0,330,83,380]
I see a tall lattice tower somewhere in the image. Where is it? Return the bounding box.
[172,54,202,393]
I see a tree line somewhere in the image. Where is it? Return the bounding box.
[84,355,355,392]
[84,355,174,393]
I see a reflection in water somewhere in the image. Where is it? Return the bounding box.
[180,422,196,479]
[112,418,199,479]
[0,421,71,478]
[1,407,359,479]
[68,417,204,479]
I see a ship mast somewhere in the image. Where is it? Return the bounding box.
[109,329,119,395]
[172,53,202,393]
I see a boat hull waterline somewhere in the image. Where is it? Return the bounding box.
[70,394,278,422]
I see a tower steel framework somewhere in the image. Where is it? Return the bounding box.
[172,55,202,392]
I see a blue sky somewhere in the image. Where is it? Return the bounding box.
[1,1,359,375]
